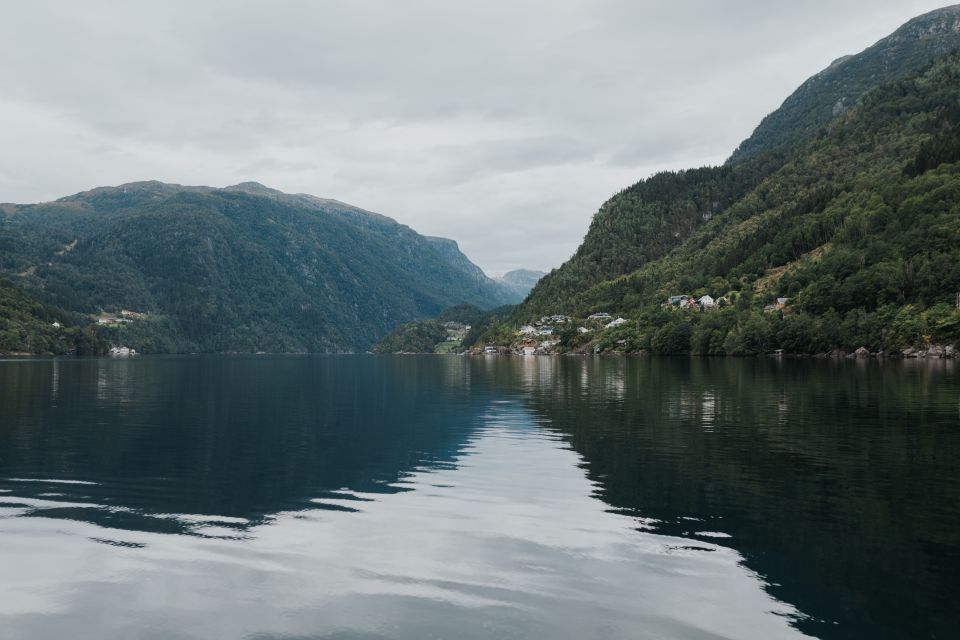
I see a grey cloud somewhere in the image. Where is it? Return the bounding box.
[0,0,949,271]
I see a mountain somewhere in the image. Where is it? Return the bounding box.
[494,269,546,299]
[729,4,960,163]
[0,182,521,353]
[497,15,960,355]
[372,303,513,354]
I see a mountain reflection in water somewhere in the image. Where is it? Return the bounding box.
[0,355,957,639]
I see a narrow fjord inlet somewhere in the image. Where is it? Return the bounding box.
[0,356,957,638]
[2,2,960,639]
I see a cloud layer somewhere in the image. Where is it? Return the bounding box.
[0,0,948,272]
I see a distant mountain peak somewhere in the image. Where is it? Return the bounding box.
[223,181,281,196]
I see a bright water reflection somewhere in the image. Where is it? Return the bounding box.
[0,355,957,639]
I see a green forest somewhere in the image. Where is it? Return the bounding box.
[0,183,521,354]
[0,279,105,356]
[474,50,960,356]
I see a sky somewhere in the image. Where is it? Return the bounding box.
[0,1,951,274]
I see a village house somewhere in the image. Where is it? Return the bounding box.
[521,345,537,356]
[605,317,629,329]
[765,297,791,313]
[537,326,555,336]
[518,325,538,336]
[698,295,715,309]
[578,326,590,334]
[587,312,612,321]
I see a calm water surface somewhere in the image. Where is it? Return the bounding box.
[0,355,957,639]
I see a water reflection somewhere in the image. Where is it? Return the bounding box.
[513,356,960,639]
[0,387,805,639]
[0,355,957,639]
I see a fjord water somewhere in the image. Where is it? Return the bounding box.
[0,356,957,639]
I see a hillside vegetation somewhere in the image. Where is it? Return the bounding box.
[372,304,512,354]
[0,279,105,355]
[488,46,960,355]
[0,183,520,353]
[729,5,960,162]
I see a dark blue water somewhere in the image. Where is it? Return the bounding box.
[0,355,957,639]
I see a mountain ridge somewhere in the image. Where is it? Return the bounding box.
[493,13,960,356]
[0,182,522,353]
[728,4,960,163]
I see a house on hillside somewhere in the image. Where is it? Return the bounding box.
[605,317,629,329]
[698,295,715,309]
[587,312,612,321]
[765,297,791,313]
[519,325,538,336]
[521,345,537,356]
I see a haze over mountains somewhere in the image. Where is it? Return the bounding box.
[0,182,527,353]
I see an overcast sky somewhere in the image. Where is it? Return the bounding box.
[0,1,950,274]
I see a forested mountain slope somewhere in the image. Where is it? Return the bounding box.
[0,182,519,353]
[524,6,960,322]
[729,4,960,163]
[503,48,960,354]
[0,279,104,355]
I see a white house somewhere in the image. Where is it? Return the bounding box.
[587,312,612,321]
[605,317,629,329]
[698,295,715,308]
[578,326,591,334]
[521,345,537,356]
[518,325,538,336]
